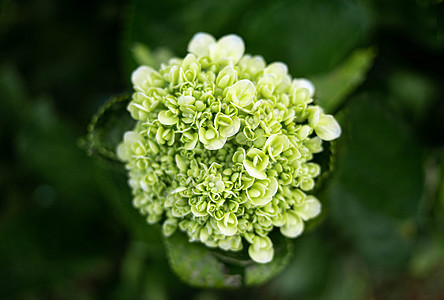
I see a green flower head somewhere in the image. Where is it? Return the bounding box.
[117,32,341,264]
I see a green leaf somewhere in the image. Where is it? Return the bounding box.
[244,233,293,286]
[0,92,122,297]
[410,238,444,277]
[123,0,373,76]
[239,0,373,75]
[164,231,293,288]
[386,69,437,123]
[83,94,135,166]
[326,94,425,271]
[0,65,27,121]
[312,48,377,113]
[164,232,242,288]
[268,234,331,298]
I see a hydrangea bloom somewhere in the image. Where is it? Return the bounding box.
[117,32,341,264]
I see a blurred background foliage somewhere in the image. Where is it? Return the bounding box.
[0,0,443,299]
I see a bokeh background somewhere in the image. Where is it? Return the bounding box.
[1,0,443,299]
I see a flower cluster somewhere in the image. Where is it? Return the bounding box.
[117,33,341,263]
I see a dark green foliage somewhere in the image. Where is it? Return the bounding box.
[163,230,293,288]
[165,232,243,289]
[1,0,443,299]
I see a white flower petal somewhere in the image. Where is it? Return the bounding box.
[116,144,130,161]
[280,211,304,238]
[131,66,155,89]
[226,79,256,107]
[249,246,273,264]
[296,195,321,221]
[315,114,341,141]
[210,34,245,64]
[248,236,274,264]
[293,78,315,98]
[187,32,216,57]
[264,62,288,78]
[123,131,141,144]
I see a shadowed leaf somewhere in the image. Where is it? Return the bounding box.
[312,48,376,113]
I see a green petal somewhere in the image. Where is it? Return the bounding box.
[248,236,274,264]
[315,114,342,141]
[191,204,208,217]
[209,34,245,64]
[280,211,304,238]
[116,143,131,161]
[162,219,178,237]
[216,66,237,89]
[178,95,196,106]
[187,32,216,57]
[175,154,187,172]
[205,136,227,150]
[116,131,141,161]
[238,55,266,78]
[198,127,208,144]
[307,106,322,127]
[131,65,154,89]
[247,177,277,206]
[248,188,261,198]
[264,177,278,200]
[217,212,238,236]
[304,137,323,153]
[219,116,240,138]
[226,79,256,107]
[264,62,289,87]
[291,78,315,98]
[158,110,178,125]
[183,132,198,150]
[294,195,321,221]
[243,160,267,180]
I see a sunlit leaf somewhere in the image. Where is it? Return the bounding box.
[312,48,376,113]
